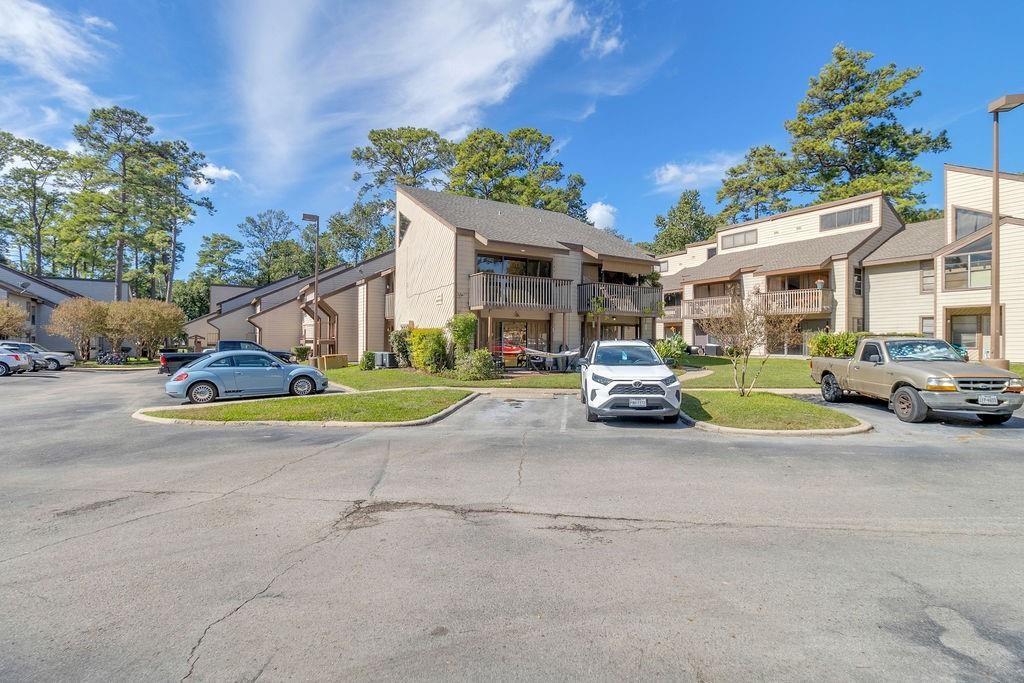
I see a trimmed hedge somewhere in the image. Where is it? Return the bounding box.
[359,350,376,370]
[655,334,689,364]
[809,330,923,358]
[410,328,449,373]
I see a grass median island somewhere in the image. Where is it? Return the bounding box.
[675,354,816,389]
[325,365,582,390]
[679,390,859,430]
[144,389,472,423]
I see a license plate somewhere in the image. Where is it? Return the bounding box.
[978,395,999,406]
[628,398,647,408]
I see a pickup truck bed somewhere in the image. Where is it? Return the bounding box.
[159,340,293,374]
[810,337,1022,423]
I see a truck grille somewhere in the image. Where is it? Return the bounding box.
[956,378,1009,392]
[609,383,664,396]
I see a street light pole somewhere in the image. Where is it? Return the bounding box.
[986,94,1024,368]
[302,213,320,361]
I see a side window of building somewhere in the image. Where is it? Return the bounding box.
[397,213,411,245]
[853,268,864,296]
[920,316,935,336]
[720,229,757,250]
[919,261,935,293]
[852,317,864,333]
[820,205,872,231]
[954,208,991,240]
[943,235,992,290]
[706,247,717,258]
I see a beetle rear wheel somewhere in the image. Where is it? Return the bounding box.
[187,382,217,404]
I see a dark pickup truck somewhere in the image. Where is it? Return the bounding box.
[159,340,295,374]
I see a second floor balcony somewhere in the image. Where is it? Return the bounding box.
[677,288,834,319]
[469,272,574,311]
[578,282,663,316]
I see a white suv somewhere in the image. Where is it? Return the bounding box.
[579,340,681,423]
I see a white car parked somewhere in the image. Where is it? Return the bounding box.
[579,340,681,423]
[0,350,32,376]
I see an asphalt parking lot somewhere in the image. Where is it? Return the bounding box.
[2,370,1023,680]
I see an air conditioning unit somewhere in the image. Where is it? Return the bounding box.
[374,351,398,368]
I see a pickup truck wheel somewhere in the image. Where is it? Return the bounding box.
[892,386,929,423]
[977,413,1012,425]
[820,374,843,402]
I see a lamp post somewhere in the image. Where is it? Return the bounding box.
[302,213,320,361]
[986,94,1024,368]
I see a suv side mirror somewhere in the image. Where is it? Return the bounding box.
[578,357,589,367]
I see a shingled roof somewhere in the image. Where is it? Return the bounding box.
[862,219,946,265]
[667,228,877,288]
[398,186,652,262]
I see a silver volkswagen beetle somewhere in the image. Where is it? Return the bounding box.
[164,350,328,404]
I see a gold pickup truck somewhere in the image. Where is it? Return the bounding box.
[810,337,1023,424]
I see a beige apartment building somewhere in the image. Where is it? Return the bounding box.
[657,164,1024,362]
[393,186,659,353]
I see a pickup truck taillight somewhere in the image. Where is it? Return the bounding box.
[159,354,167,366]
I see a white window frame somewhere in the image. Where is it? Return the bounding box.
[820,205,872,231]
[721,229,757,250]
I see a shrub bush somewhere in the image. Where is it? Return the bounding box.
[447,312,477,356]
[359,350,376,370]
[292,345,311,362]
[389,327,412,367]
[655,334,689,363]
[452,348,499,380]
[809,330,924,357]
[410,328,449,373]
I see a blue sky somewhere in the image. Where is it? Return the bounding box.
[2,0,1023,274]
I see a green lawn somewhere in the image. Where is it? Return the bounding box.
[676,354,816,389]
[144,389,472,423]
[1012,363,1024,378]
[680,390,859,430]
[325,365,582,390]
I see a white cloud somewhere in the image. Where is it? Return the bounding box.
[226,0,591,187]
[192,163,241,191]
[587,201,617,230]
[0,0,106,111]
[650,153,743,193]
[583,19,623,58]
[82,15,115,31]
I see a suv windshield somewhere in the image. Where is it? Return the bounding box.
[885,340,963,362]
[594,345,662,366]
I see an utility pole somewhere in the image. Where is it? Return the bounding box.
[302,213,320,361]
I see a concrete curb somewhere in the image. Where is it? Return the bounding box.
[131,391,480,428]
[677,409,873,437]
[326,381,579,396]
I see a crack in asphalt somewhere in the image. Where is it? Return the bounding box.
[366,440,390,499]
[0,434,368,566]
[501,431,528,506]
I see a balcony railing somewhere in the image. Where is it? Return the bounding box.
[679,288,833,318]
[578,283,663,316]
[385,292,394,319]
[680,296,737,319]
[469,272,574,311]
[759,288,832,315]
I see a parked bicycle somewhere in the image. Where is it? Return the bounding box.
[96,351,125,365]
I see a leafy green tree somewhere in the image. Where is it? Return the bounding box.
[263,239,307,283]
[717,145,796,223]
[784,44,951,215]
[323,199,394,266]
[0,136,71,275]
[194,233,245,282]
[171,275,211,321]
[237,209,299,284]
[351,127,454,199]
[640,190,722,254]
[72,106,159,300]
[150,140,215,302]
[448,128,587,220]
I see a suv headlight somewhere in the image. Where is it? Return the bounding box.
[924,377,957,392]
[659,375,678,386]
[1006,378,1023,393]
[591,374,612,385]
